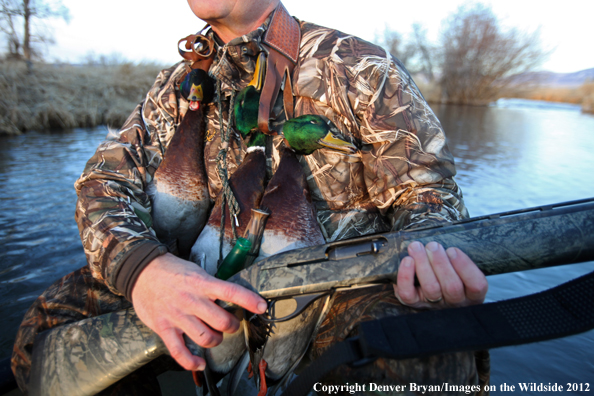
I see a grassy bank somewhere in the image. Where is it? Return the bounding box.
[416,78,594,114]
[501,82,594,113]
[0,61,164,135]
[3,63,592,136]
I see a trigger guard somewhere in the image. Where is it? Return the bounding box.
[258,292,328,323]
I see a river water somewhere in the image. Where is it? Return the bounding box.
[0,100,593,394]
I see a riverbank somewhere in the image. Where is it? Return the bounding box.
[502,81,594,114]
[2,63,593,136]
[0,61,163,135]
[416,79,594,114]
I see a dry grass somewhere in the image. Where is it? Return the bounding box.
[583,96,594,113]
[579,82,594,114]
[500,81,594,113]
[416,78,594,113]
[502,84,582,104]
[415,79,442,104]
[0,61,164,135]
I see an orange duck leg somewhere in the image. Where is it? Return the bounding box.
[257,359,268,396]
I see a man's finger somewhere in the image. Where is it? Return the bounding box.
[159,326,206,371]
[203,277,268,314]
[181,293,241,334]
[407,241,442,302]
[446,247,488,304]
[174,312,223,348]
[425,242,465,305]
[394,256,420,305]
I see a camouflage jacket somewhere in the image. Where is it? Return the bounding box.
[74,15,467,296]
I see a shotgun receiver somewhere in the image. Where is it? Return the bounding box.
[28,198,594,396]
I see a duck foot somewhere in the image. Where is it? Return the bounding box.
[247,361,254,378]
[192,370,205,388]
[257,359,268,396]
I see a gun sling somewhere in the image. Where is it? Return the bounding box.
[283,269,594,396]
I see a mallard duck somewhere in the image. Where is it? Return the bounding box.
[184,137,268,396]
[180,68,214,111]
[190,50,358,392]
[190,115,357,395]
[234,52,266,136]
[245,115,357,395]
[147,69,215,258]
[256,114,357,260]
[189,133,268,276]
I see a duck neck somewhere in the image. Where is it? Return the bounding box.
[155,108,207,191]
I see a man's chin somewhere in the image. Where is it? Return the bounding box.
[186,0,236,23]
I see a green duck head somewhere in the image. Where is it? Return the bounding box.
[180,68,214,111]
[234,52,266,137]
[282,115,358,155]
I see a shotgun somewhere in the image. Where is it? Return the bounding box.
[28,198,594,396]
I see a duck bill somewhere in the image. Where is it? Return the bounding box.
[248,52,266,91]
[318,132,357,154]
[188,83,204,103]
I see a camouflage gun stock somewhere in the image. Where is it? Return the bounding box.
[29,198,594,396]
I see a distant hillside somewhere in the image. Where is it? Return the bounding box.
[506,68,594,86]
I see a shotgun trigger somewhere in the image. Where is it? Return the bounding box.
[258,292,327,323]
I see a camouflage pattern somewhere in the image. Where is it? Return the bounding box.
[73,12,467,296]
[294,24,467,235]
[11,266,179,395]
[29,306,167,396]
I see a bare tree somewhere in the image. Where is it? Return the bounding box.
[379,24,436,83]
[439,4,546,104]
[0,0,69,63]
[380,27,415,69]
[0,0,20,57]
[410,23,435,82]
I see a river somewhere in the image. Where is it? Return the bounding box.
[1,99,593,394]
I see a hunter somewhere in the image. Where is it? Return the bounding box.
[12,0,489,394]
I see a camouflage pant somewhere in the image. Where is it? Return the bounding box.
[11,266,177,396]
[12,268,489,396]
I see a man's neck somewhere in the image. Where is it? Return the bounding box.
[208,1,279,44]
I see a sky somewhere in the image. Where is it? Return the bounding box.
[44,0,593,74]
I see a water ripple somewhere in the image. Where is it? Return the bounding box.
[0,127,106,357]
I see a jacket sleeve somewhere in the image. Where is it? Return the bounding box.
[355,54,469,230]
[74,62,188,297]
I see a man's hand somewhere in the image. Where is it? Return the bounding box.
[393,241,488,309]
[131,253,267,371]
